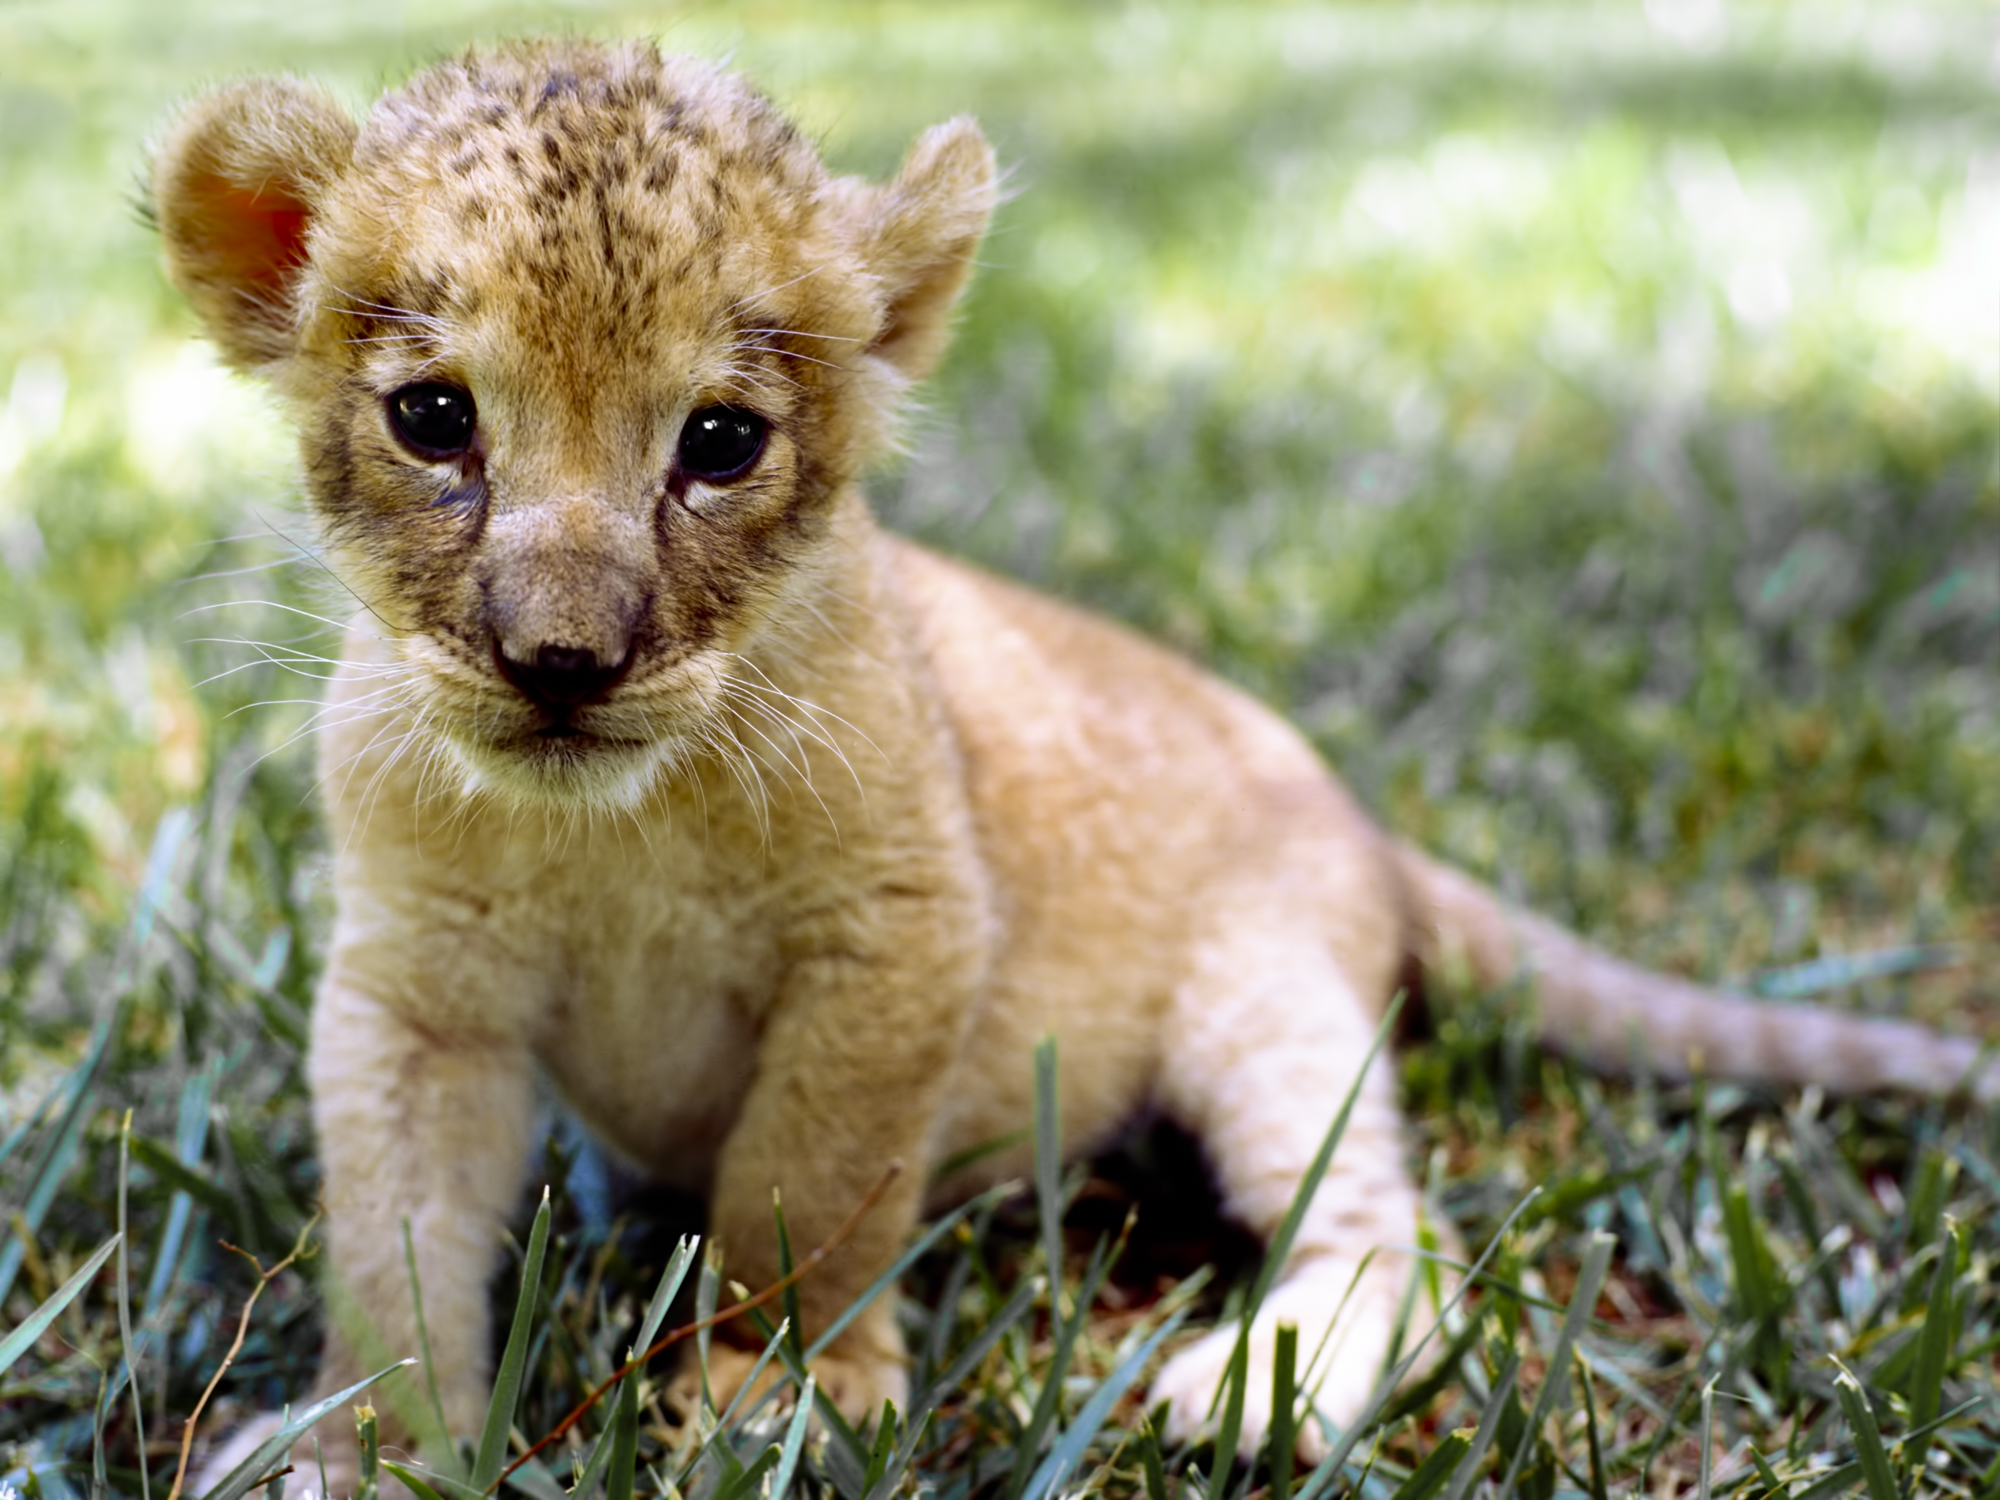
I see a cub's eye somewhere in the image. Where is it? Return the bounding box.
[677,406,768,483]
[387,383,477,458]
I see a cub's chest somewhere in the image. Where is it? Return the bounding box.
[476,821,790,1179]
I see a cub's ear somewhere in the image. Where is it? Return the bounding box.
[151,78,357,371]
[854,117,996,383]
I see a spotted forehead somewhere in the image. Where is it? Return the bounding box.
[333,43,841,343]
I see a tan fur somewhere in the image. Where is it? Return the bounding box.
[153,39,1996,1493]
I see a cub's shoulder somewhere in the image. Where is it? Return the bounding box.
[881,534,1331,790]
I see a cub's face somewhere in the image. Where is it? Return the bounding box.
[153,42,992,807]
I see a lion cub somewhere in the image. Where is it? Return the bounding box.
[154,38,1994,1488]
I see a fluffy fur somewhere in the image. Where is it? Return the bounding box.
[152,39,1997,1492]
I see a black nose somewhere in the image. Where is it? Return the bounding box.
[497,642,626,710]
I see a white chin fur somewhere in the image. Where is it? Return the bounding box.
[442,732,678,814]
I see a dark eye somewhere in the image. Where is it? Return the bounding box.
[677,406,767,483]
[387,383,477,458]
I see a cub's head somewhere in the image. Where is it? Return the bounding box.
[152,40,993,809]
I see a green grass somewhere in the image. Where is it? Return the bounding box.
[2,2,1997,1496]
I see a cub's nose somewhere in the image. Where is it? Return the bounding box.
[496,642,627,710]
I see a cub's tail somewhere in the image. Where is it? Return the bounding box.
[1395,844,1997,1103]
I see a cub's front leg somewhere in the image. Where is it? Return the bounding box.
[701,879,989,1422]
[300,944,538,1493]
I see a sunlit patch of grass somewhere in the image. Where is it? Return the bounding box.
[3,1,1997,1495]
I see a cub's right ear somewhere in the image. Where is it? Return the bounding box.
[151,79,357,371]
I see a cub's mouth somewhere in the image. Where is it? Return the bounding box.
[441,715,684,810]
[414,653,727,811]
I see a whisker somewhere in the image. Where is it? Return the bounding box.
[240,689,418,786]
[724,693,842,845]
[180,598,384,635]
[725,262,829,315]
[182,554,318,585]
[715,360,802,398]
[697,723,772,852]
[734,326,864,344]
[733,343,846,373]
[719,655,886,765]
[250,513,413,635]
[325,287,453,330]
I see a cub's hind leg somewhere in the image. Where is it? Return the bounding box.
[1150,857,1434,1458]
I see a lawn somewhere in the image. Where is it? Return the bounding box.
[1,2,1996,1497]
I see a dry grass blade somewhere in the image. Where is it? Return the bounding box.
[166,1211,322,1500]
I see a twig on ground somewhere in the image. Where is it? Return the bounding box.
[166,1210,323,1500]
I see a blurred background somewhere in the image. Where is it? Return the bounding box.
[0,0,1995,1483]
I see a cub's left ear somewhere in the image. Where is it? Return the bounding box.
[151,78,357,372]
[855,118,997,383]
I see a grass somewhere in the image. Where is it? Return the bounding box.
[2,1,1997,1496]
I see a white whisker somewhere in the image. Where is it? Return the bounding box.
[734,326,863,344]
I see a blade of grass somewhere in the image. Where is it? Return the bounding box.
[1574,1352,1608,1500]
[863,1276,1043,1500]
[696,1242,721,1411]
[402,1217,452,1457]
[1019,1303,1193,1500]
[1388,1429,1473,1500]
[931,1128,1030,1185]
[1719,1175,1789,1392]
[0,1016,113,1307]
[1696,1377,1716,1500]
[1375,1313,1485,1429]
[143,1059,221,1318]
[1495,1230,1613,1498]
[127,1136,238,1224]
[117,1113,150,1500]
[809,1186,1008,1362]
[766,1375,817,1500]
[602,1348,638,1500]
[1270,1322,1298,1500]
[0,1232,119,1377]
[743,1302,870,1467]
[1206,1330,1251,1497]
[382,1463,451,1500]
[1008,1236,1116,1500]
[383,1462,491,1500]
[1831,1367,1897,1500]
[566,1418,617,1500]
[1787,1461,1864,1500]
[358,1406,380,1500]
[773,1190,805,1366]
[710,1447,780,1500]
[200,1363,412,1500]
[474,1187,552,1491]
[710,1316,793,1433]
[1439,1352,1520,1500]
[1138,1412,1171,1500]
[860,1404,899,1497]
[1746,1447,1782,1496]
[1904,1220,1960,1480]
[634,1235,700,1361]
[1034,1036,1064,1333]
[0,1072,64,1175]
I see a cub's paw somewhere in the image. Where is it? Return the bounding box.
[1150,1265,1406,1463]
[671,1334,909,1429]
